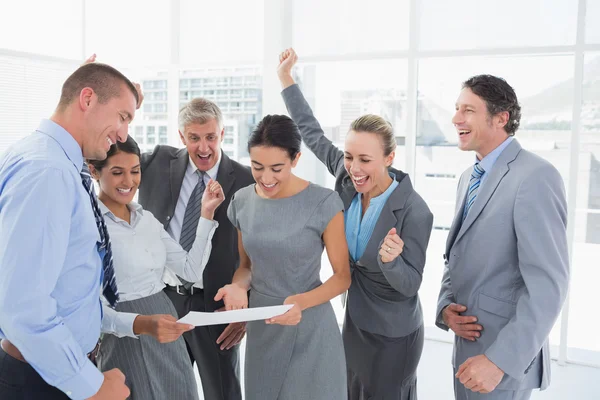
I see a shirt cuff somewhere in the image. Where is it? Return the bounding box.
[197,217,218,234]
[114,312,140,338]
[56,360,104,400]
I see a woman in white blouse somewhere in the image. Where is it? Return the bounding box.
[88,136,224,400]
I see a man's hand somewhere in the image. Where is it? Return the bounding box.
[133,314,194,343]
[442,303,482,341]
[456,354,504,393]
[216,319,246,351]
[87,368,130,400]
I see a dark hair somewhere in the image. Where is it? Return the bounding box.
[462,74,522,136]
[57,63,139,111]
[87,136,141,172]
[248,115,302,160]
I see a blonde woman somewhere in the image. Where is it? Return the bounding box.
[278,48,433,400]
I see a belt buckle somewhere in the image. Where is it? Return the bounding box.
[176,285,185,295]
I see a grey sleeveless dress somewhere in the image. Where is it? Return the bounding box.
[228,183,347,400]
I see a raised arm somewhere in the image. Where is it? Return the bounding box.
[278,48,345,177]
[162,180,223,284]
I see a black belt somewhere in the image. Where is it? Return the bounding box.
[165,284,203,296]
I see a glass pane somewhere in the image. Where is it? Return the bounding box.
[568,53,600,366]
[85,0,170,67]
[293,60,408,323]
[416,55,574,346]
[180,0,264,65]
[587,0,600,44]
[293,0,409,56]
[0,0,82,59]
[418,0,577,50]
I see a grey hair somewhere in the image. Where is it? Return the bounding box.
[178,98,223,132]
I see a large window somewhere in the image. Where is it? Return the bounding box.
[0,0,599,374]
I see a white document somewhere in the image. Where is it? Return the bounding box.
[178,305,293,326]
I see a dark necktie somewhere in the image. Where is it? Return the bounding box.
[81,164,119,307]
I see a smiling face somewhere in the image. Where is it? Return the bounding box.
[249,145,300,199]
[179,119,224,172]
[91,150,141,207]
[344,130,394,195]
[452,87,509,159]
[82,83,136,161]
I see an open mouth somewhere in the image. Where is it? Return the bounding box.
[116,188,132,195]
[197,153,211,161]
[458,129,471,137]
[260,182,277,192]
[351,175,369,187]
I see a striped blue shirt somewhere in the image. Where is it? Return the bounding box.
[345,174,399,261]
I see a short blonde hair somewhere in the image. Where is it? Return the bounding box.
[178,98,223,132]
[349,114,395,156]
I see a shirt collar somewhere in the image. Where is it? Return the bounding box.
[477,136,514,172]
[36,119,84,172]
[187,151,221,181]
[98,199,144,219]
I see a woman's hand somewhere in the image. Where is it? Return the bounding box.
[277,48,298,89]
[214,283,248,310]
[379,227,405,263]
[201,179,225,219]
[266,295,302,326]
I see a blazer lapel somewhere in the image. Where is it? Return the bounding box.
[216,151,236,198]
[358,175,412,264]
[445,172,470,256]
[340,183,356,210]
[453,140,521,245]
[170,148,189,209]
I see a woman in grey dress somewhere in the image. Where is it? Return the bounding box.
[277,49,434,400]
[88,136,225,400]
[215,115,351,400]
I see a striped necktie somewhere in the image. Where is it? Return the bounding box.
[81,165,119,307]
[462,163,485,222]
[178,170,206,290]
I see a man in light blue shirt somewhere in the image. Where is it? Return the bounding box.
[0,63,139,400]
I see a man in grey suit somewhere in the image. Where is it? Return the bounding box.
[436,75,569,399]
[138,98,253,400]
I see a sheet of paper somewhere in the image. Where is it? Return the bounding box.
[178,304,293,326]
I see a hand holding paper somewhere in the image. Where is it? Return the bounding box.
[178,305,294,327]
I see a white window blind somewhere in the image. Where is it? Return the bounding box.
[0,54,77,154]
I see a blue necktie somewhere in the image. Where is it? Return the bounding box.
[463,163,485,222]
[81,165,119,307]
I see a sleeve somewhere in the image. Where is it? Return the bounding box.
[484,165,569,380]
[227,194,240,230]
[282,84,346,177]
[377,196,434,298]
[101,303,139,338]
[160,215,218,285]
[310,191,344,234]
[0,167,104,399]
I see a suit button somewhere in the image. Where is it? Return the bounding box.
[166,216,171,221]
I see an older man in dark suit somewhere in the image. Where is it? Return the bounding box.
[139,98,253,400]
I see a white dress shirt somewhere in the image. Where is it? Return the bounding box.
[164,155,221,289]
[99,200,218,337]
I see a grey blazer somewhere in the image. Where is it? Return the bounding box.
[282,84,433,338]
[435,139,569,391]
[138,146,254,315]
